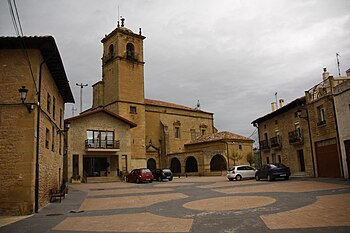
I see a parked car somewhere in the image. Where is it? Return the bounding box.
[255,163,291,181]
[126,168,153,183]
[152,168,173,181]
[227,165,257,181]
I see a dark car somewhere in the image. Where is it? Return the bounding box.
[126,168,153,183]
[255,163,291,181]
[152,168,173,181]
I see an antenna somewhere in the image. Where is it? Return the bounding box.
[336,53,341,76]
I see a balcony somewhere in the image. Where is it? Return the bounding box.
[260,140,270,151]
[270,136,282,149]
[85,139,120,152]
[288,130,303,145]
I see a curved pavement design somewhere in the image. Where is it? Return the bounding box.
[0,177,349,233]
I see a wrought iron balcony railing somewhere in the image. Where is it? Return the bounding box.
[85,139,120,149]
[260,140,269,150]
[288,130,303,144]
[270,136,282,148]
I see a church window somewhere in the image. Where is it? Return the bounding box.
[47,93,51,113]
[45,128,50,149]
[201,129,206,135]
[108,44,114,58]
[126,43,135,60]
[175,127,180,139]
[130,106,137,114]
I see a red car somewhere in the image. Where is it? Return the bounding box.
[126,168,153,183]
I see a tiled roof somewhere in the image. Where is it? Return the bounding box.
[145,98,213,114]
[187,131,254,145]
[65,108,137,128]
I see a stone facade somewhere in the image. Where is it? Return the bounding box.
[65,109,136,181]
[253,68,350,178]
[0,37,74,215]
[252,97,314,177]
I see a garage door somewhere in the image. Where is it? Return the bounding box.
[315,138,341,178]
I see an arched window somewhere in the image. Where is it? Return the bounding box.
[126,43,135,60]
[185,156,198,173]
[108,44,114,58]
[210,154,227,171]
[147,158,156,171]
[170,158,181,174]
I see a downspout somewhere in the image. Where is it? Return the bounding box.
[305,107,316,177]
[331,96,344,178]
[34,60,45,213]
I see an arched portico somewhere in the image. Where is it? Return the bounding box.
[170,157,181,174]
[185,156,198,173]
[210,154,227,171]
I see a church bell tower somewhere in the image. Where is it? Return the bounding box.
[95,18,147,169]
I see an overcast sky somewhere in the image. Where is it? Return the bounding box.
[1,0,350,141]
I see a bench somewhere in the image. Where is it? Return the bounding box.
[50,188,65,203]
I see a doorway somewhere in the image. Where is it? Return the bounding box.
[83,157,108,177]
[297,150,305,172]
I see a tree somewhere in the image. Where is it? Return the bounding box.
[229,150,243,166]
[246,152,254,166]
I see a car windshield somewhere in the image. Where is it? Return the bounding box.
[270,163,286,168]
[141,169,151,173]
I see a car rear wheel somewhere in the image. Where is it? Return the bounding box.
[285,176,289,180]
[236,175,242,181]
[255,175,260,181]
[169,178,173,181]
[149,180,152,183]
[228,178,234,181]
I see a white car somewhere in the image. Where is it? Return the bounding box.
[227,165,257,181]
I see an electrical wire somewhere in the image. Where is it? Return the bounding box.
[8,0,38,94]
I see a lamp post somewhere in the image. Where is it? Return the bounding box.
[76,83,88,113]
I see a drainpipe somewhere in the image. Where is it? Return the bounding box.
[34,60,45,213]
[305,107,316,178]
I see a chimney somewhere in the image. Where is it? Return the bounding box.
[346,68,350,77]
[271,102,277,112]
[322,67,329,80]
[279,99,285,108]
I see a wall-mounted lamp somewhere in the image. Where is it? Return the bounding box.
[296,109,308,119]
[57,121,71,134]
[18,86,36,113]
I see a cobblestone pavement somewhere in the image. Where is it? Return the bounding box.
[0,177,350,233]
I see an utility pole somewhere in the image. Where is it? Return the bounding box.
[71,105,77,117]
[76,83,88,113]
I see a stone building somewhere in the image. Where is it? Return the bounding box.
[64,109,136,181]
[0,36,74,215]
[252,68,350,178]
[305,68,350,178]
[65,20,254,180]
[333,73,350,179]
[252,97,314,177]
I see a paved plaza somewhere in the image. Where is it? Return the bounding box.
[0,177,350,233]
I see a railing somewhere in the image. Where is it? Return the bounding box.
[270,136,282,148]
[85,139,120,149]
[260,140,269,150]
[306,78,331,103]
[288,130,303,144]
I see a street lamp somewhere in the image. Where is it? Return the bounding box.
[18,86,36,113]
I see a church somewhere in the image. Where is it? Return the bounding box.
[65,19,254,181]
